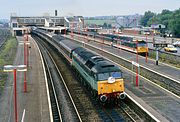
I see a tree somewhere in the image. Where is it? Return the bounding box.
[103,22,108,28]
[108,24,112,28]
[168,9,180,37]
[140,8,180,37]
[140,11,155,26]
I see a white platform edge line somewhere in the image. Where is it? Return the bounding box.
[33,37,53,122]
[21,109,25,122]
[125,93,160,122]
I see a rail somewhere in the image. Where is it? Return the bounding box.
[65,34,180,96]
[34,35,82,122]
[36,38,62,122]
[31,30,160,121]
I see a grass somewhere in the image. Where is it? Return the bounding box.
[148,51,180,68]
[0,37,17,88]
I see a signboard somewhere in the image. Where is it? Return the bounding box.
[153,43,168,47]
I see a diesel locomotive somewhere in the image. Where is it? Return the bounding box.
[33,29,126,103]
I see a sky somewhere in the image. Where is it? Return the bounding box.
[0,0,180,19]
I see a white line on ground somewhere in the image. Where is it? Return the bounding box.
[21,109,25,122]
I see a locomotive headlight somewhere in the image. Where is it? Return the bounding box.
[108,77,115,83]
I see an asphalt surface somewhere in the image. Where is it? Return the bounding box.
[123,68,180,122]
[0,36,50,122]
[66,34,180,122]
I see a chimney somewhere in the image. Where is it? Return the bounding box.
[55,10,57,16]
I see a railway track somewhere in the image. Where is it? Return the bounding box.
[35,36,82,122]
[32,33,146,121]
[0,29,10,51]
[65,34,180,96]
[118,101,141,122]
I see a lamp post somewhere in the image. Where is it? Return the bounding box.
[19,40,30,93]
[4,65,27,122]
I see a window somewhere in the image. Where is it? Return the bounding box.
[12,23,17,27]
[111,72,122,78]
[138,43,146,47]
[97,72,122,81]
[98,73,109,81]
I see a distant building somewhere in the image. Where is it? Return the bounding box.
[151,24,165,29]
[65,16,84,30]
[10,15,84,36]
[10,16,65,28]
[116,14,142,28]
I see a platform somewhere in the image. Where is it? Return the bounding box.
[0,35,51,122]
[66,34,180,122]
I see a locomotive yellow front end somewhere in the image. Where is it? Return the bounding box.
[137,46,148,54]
[136,40,148,55]
[97,76,125,102]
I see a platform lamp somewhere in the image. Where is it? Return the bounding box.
[19,41,30,93]
[4,65,27,122]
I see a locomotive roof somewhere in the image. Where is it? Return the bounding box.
[91,60,121,73]
[52,35,65,41]
[60,39,79,51]
[73,47,121,73]
[73,47,98,62]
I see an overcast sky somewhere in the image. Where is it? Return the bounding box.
[0,0,179,19]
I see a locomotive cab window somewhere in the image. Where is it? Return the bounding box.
[97,72,122,81]
[111,72,122,78]
[138,42,146,47]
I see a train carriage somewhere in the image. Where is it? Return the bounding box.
[33,29,126,103]
[99,34,148,54]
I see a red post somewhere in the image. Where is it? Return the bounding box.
[101,36,104,49]
[78,24,80,40]
[14,69,18,122]
[24,39,27,93]
[146,34,148,63]
[136,40,139,87]
[26,34,29,67]
[26,34,28,41]
[86,27,88,41]
[26,44,29,67]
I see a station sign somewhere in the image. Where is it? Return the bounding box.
[153,43,168,47]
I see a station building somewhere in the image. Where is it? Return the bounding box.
[10,15,84,36]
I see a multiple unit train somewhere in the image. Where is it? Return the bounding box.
[70,30,148,55]
[33,29,126,103]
